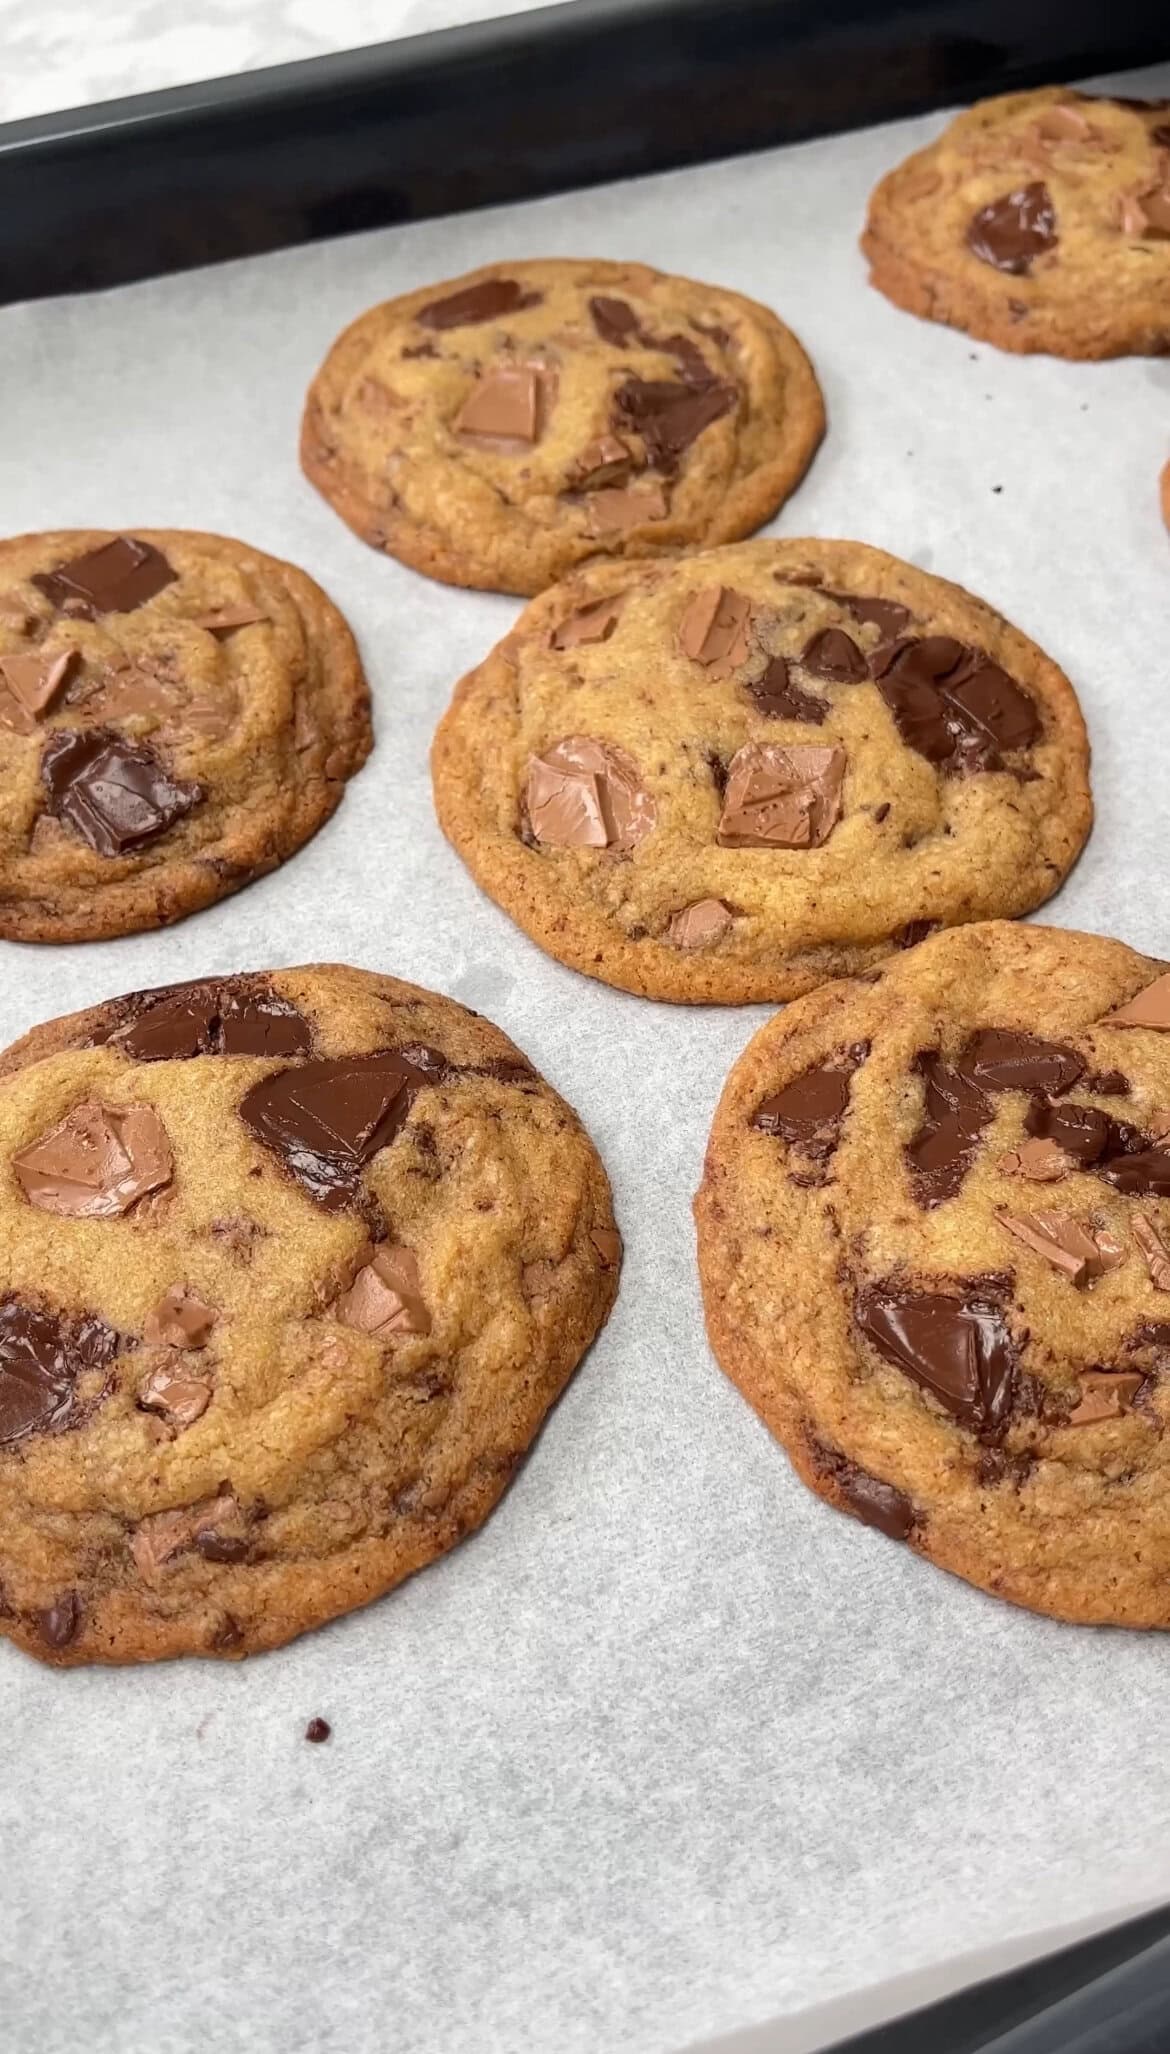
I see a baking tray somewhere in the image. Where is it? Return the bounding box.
[1,6,1169,2054]
[1,0,1169,302]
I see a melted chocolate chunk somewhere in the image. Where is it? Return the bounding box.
[874,639,1039,774]
[1081,1070,1130,1099]
[589,296,642,345]
[747,656,826,723]
[1024,1098,1110,1165]
[802,628,867,684]
[906,1052,992,1207]
[113,980,313,1061]
[961,1030,1083,1096]
[754,1045,868,1159]
[612,375,737,475]
[239,1050,440,1209]
[810,1438,917,1541]
[966,183,1057,274]
[38,1592,82,1649]
[41,729,202,856]
[1100,1149,1170,1198]
[0,1299,121,1446]
[831,594,913,640]
[31,537,177,618]
[195,1532,249,1563]
[416,278,541,329]
[856,1285,1016,1435]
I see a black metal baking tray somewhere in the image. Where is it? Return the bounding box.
[0,0,1167,303]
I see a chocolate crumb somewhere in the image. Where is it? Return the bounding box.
[305,1717,332,1743]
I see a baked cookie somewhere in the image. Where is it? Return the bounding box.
[301,258,824,595]
[862,87,1170,357]
[431,539,1091,1004]
[694,920,1170,1627]
[0,530,371,942]
[0,966,618,1665]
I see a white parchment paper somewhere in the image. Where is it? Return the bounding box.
[1,60,1168,2054]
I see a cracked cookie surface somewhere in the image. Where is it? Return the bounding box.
[0,965,618,1666]
[695,922,1170,1626]
[862,86,1170,357]
[431,539,1091,1004]
[0,529,371,942]
[301,258,824,595]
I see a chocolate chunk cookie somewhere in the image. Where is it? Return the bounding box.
[301,259,824,595]
[0,966,618,1665]
[695,920,1170,1626]
[863,87,1170,357]
[431,539,1091,1004]
[0,530,371,942]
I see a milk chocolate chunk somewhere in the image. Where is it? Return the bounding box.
[1132,1214,1170,1291]
[997,1210,1122,1287]
[550,595,624,650]
[1105,973,1170,1029]
[966,183,1057,273]
[1120,181,1170,237]
[678,587,753,668]
[38,1593,82,1648]
[717,742,846,849]
[14,1101,173,1218]
[455,364,544,446]
[190,604,268,635]
[417,278,541,329]
[131,1492,245,1578]
[612,375,736,474]
[240,1051,434,1209]
[0,647,77,719]
[1066,1371,1145,1426]
[526,736,655,852]
[1035,103,1095,142]
[856,1285,1016,1433]
[585,482,669,533]
[810,1439,917,1541]
[998,1137,1073,1182]
[32,537,177,618]
[138,1359,212,1430]
[906,1052,992,1207]
[1024,1098,1108,1164]
[668,898,733,949]
[565,435,634,492]
[336,1245,431,1338]
[0,1299,121,1446]
[41,728,202,857]
[745,656,825,722]
[802,628,867,684]
[144,1285,216,1350]
[114,981,312,1061]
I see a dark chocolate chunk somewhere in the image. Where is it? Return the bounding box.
[38,1592,82,1649]
[416,278,541,329]
[1100,1149,1170,1197]
[114,980,312,1062]
[589,295,641,345]
[1024,1098,1110,1165]
[874,638,1038,774]
[305,1717,332,1743]
[754,1044,868,1157]
[612,375,736,475]
[41,728,202,857]
[940,653,1039,753]
[0,1299,121,1447]
[802,628,867,684]
[195,1532,249,1563]
[810,1438,917,1541]
[856,1284,1016,1434]
[1154,124,1170,147]
[960,1030,1083,1097]
[966,183,1058,274]
[1081,1070,1130,1098]
[31,538,176,619]
[906,1051,992,1207]
[830,593,913,640]
[747,656,826,723]
[240,1050,438,1209]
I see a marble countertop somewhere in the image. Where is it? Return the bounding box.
[0,0,568,123]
